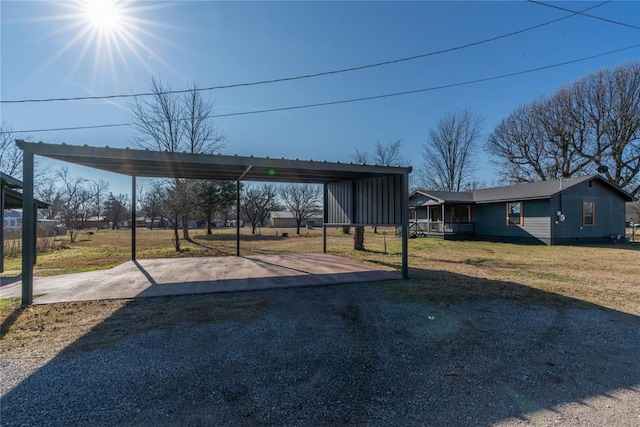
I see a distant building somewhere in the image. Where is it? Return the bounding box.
[269,211,323,229]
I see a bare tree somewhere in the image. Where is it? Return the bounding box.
[130,77,183,152]
[183,82,226,155]
[573,62,640,196]
[56,168,93,243]
[139,180,167,229]
[241,184,278,235]
[130,77,226,246]
[421,108,483,191]
[0,122,23,177]
[486,62,640,197]
[84,179,110,230]
[351,139,405,165]
[279,184,322,235]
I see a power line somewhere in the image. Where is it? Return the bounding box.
[4,43,637,135]
[0,1,611,105]
[527,0,640,30]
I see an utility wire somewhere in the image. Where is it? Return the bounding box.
[527,0,640,30]
[4,43,637,135]
[0,1,611,105]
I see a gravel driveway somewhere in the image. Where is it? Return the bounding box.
[2,282,639,426]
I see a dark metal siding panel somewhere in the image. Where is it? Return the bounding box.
[327,182,352,223]
[382,178,389,224]
[326,175,406,225]
[394,176,402,224]
[342,175,404,225]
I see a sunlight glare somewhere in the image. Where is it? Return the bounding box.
[33,1,180,87]
[84,0,122,31]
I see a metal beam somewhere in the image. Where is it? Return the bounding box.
[323,184,328,254]
[131,176,136,261]
[1,184,4,273]
[401,172,409,279]
[238,165,253,181]
[236,180,241,256]
[21,150,34,306]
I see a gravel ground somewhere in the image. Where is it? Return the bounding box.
[2,283,639,426]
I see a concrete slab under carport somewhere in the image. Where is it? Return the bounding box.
[0,254,400,304]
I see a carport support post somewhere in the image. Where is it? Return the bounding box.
[21,149,35,306]
[323,184,328,254]
[131,175,136,261]
[236,180,240,256]
[1,183,4,273]
[401,172,409,279]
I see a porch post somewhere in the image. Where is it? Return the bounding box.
[21,149,35,306]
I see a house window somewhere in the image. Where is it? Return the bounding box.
[583,201,595,226]
[449,205,471,223]
[460,205,470,223]
[506,202,523,226]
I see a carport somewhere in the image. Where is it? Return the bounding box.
[17,140,412,305]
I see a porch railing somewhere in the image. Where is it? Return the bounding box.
[410,220,474,236]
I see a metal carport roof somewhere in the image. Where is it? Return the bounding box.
[15,140,409,183]
[16,140,412,305]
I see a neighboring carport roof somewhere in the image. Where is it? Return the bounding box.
[15,140,411,183]
[1,172,49,209]
[1,172,49,273]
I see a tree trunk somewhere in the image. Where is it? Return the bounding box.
[354,225,365,251]
[207,212,213,235]
[182,213,190,240]
[172,216,181,252]
[342,225,351,234]
[296,220,301,235]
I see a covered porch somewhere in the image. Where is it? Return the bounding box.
[408,189,475,239]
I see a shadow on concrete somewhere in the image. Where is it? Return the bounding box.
[2,268,638,425]
[0,276,21,287]
[132,260,157,286]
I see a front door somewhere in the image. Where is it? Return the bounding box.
[429,206,442,232]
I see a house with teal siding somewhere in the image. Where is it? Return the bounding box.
[409,175,633,245]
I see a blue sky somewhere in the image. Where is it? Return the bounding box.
[1,1,639,194]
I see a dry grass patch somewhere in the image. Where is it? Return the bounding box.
[0,295,270,359]
[2,227,638,360]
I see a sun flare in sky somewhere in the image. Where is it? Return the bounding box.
[83,0,124,32]
[37,1,176,88]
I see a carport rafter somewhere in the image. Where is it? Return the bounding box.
[17,140,412,306]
